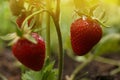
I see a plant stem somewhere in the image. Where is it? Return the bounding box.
[46,0,51,58]
[21,9,52,31]
[52,0,63,80]
[95,56,120,76]
[0,73,7,80]
[70,55,94,80]
[54,21,63,80]
[95,56,120,66]
[46,19,50,58]
[56,0,60,21]
[110,67,120,75]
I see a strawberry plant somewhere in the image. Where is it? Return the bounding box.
[0,0,120,80]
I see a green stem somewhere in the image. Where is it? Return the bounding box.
[0,73,7,80]
[21,9,52,31]
[110,67,120,75]
[56,0,60,21]
[95,56,120,66]
[52,0,63,80]
[46,17,50,58]
[46,0,51,58]
[95,56,120,76]
[70,55,94,80]
[54,21,63,80]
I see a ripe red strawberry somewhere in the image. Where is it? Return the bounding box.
[12,33,45,71]
[70,17,102,56]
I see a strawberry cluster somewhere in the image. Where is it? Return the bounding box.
[9,0,103,72]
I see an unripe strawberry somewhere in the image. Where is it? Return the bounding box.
[12,33,45,71]
[16,13,32,28]
[70,17,102,56]
[9,0,24,16]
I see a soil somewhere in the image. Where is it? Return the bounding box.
[0,48,120,80]
[0,49,21,80]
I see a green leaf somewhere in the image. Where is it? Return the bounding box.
[44,62,55,72]
[22,59,58,80]
[94,33,120,56]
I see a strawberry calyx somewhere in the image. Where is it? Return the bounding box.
[97,19,110,28]
[0,17,36,46]
[1,9,46,46]
[15,11,38,44]
[74,1,110,28]
[0,32,37,46]
[74,3,98,18]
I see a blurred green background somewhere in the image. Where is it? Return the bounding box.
[0,0,16,52]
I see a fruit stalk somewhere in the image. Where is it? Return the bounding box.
[21,9,51,30]
[46,0,51,58]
